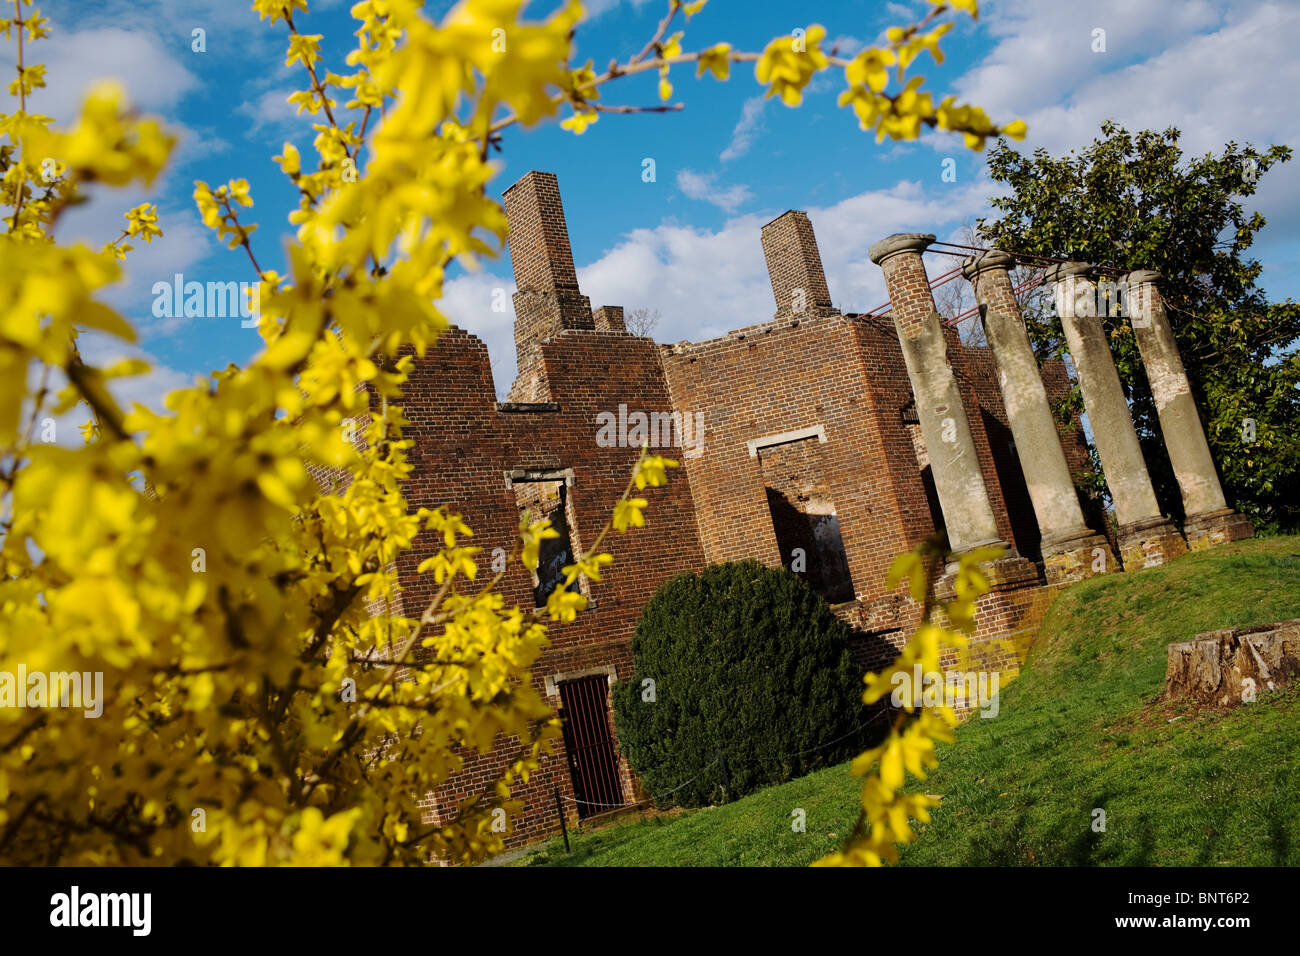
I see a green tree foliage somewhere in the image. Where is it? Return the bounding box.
[612,560,866,808]
[981,121,1300,532]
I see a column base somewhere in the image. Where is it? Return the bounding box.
[1117,516,1187,571]
[940,543,1040,595]
[935,550,1045,687]
[1183,508,1254,551]
[1040,528,1117,585]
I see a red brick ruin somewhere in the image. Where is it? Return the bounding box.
[375,170,1252,851]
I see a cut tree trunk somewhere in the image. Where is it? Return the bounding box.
[1165,619,1300,706]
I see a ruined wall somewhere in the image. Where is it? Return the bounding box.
[660,313,924,608]
[385,324,705,849]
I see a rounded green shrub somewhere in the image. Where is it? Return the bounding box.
[612,559,866,808]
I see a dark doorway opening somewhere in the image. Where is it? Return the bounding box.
[558,675,623,819]
[919,464,946,541]
[982,411,1041,562]
[765,488,856,603]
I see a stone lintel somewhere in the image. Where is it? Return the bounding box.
[746,424,827,458]
[544,664,617,697]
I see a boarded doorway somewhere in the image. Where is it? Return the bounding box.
[558,675,623,819]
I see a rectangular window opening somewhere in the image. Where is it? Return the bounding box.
[513,478,578,607]
[758,439,856,604]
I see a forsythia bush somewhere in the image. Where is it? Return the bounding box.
[0,0,1019,865]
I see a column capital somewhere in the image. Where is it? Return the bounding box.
[868,232,935,265]
[960,249,1015,279]
[1120,269,1162,287]
[1043,261,1095,284]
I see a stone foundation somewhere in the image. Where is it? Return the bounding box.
[1183,507,1255,551]
[1117,515,1187,570]
[1041,530,1117,585]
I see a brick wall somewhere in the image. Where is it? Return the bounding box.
[387,319,705,850]
[660,313,924,603]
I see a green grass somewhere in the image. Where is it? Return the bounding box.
[515,535,1300,867]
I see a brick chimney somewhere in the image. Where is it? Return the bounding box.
[760,210,836,319]
[504,171,593,400]
[593,305,626,332]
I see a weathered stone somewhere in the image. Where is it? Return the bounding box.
[1041,528,1116,584]
[1123,271,1253,550]
[1183,508,1256,551]
[868,232,936,267]
[1117,514,1188,570]
[963,252,1115,584]
[873,233,1011,558]
[1165,619,1300,705]
[1049,262,1186,568]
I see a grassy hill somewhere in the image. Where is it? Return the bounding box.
[515,535,1300,867]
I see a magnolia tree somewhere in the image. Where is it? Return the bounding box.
[0,0,1017,866]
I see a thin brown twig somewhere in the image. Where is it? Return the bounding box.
[10,0,29,229]
[285,13,340,132]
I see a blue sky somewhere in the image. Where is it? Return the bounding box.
[15,0,1300,405]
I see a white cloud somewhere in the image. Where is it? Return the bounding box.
[579,175,994,344]
[720,95,767,162]
[235,87,305,138]
[92,347,197,419]
[22,336,197,449]
[963,1,1297,160]
[455,174,1000,394]
[51,186,218,335]
[955,0,1220,127]
[438,175,994,392]
[828,35,865,57]
[676,168,754,213]
[60,0,322,56]
[0,25,199,123]
[947,0,1300,296]
[884,2,920,21]
[581,0,656,19]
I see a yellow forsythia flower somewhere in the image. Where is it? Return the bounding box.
[696,43,731,81]
[124,203,163,243]
[756,24,829,106]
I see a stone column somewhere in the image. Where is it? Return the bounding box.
[963,251,1115,584]
[869,233,1023,568]
[1048,263,1185,569]
[1123,270,1253,549]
